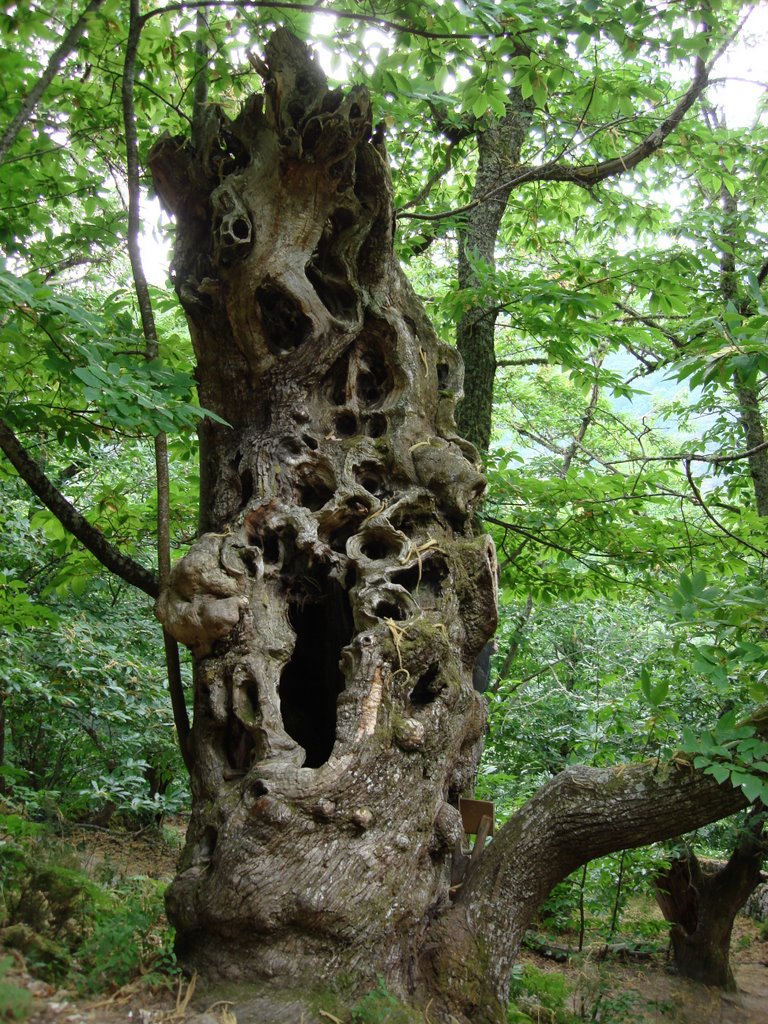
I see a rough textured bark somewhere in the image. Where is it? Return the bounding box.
[147,31,763,1021]
[150,27,496,1001]
[424,759,754,1021]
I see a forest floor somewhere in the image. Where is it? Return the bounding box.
[4,824,768,1024]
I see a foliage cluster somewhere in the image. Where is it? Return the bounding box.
[0,811,178,1001]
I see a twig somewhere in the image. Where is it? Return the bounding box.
[683,458,767,557]
[0,0,107,165]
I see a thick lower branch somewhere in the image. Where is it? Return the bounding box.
[427,756,753,1017]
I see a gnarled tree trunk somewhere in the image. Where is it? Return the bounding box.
[147,30,762,1022]
[655,822,765,989]
[150,26,497,1005]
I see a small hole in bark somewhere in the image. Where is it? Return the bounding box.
[246,522,281,565]
[325,356,349,406]
[302,434,319,450]
[335,411,358,436]
[306,264,357,321]
[375,599,407,621]
[332,207,356,231]
[280,574,353,768]
[344,564,357,589]
[391,556,447,595]
[299,480,334,511]
[232,217,251,240]
[366,413,387,438]
[345,495,372,513]
[410,663,441,706]
[356,370,382,406]
[287,100,304,125]
[256,285,312,355]
[278,436,304,459]
[240,469,254,508]
[319,500,370,553]
[322,88,343,113]
[224,715,255,770]
[303,118,322,153]
[327,522,357,554]
[360,529,402,561]
[350,103,361,119]
[355,461,391,499]
[437,362,450,388]
[196,826,217,862]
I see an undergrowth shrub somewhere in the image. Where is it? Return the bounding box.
[508,965,576,1024]
[0,811,178,995]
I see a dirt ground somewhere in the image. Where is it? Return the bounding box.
[5,826,768,1024]
[518,919,768,1024]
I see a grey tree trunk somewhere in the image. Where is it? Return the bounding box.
[455,92,532,454]
[655,825,765,989]
[150,25,497,1001]
[148,31,763,1022]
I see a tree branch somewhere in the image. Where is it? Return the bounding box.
[427,746,761,1019]
[140,0,499,40]
[401,24,740,225]
[123,0,192,772]
[0,419,159,598]
[684,458,768,558]
[0,0,106,165]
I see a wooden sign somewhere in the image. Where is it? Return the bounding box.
[459,797,495,837]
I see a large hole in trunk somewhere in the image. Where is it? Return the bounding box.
[279,575,354,768]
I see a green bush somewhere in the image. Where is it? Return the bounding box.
[350,977,420,1023]
[508,966,576,1024]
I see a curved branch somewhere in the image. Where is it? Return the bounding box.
[401,26,740,225]
[140,0,497,40]
[427,749,758,1019]
[0,419,159,598]
[0,0,106,165]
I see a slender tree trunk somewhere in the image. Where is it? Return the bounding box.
[720,185,768,516]
[455,92,532,454]
[655,174,768,992]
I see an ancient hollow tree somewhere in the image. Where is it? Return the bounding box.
[150,24,498,1004]
[146,29,759,1024]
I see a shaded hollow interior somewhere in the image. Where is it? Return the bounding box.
[279,572,355,767]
